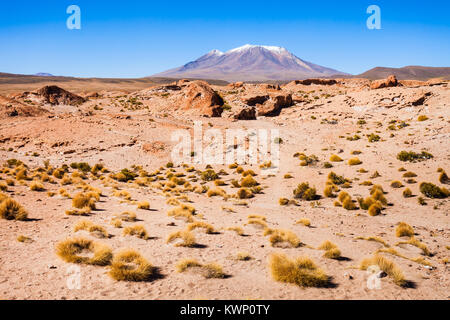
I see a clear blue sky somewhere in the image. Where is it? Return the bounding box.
[1,0,449,78]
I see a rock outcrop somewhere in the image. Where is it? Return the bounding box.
[36,86,86,105]
[242,92,293,116]
[233,106,257,120]
[178,81,224,117]
[370,75,399,90]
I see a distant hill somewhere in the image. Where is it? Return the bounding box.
[356,66,450,81]
[154,44,348,82]
[34,73,54,77]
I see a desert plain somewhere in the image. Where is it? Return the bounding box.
[0,76,448,300]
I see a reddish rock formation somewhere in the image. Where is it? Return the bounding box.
[36,86,86,105]
[370,75,399,90]
[178,81,224,117]
[233,106,256,120]
[242,92,293,116]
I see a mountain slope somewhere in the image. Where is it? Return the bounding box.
[356,66,450,81]
[154,44,347,81]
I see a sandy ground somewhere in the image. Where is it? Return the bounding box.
[0,80,449,300]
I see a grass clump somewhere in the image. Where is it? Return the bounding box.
[397,151,433,162]
[109,250,155,282]
[72,192,97,210]
[201,169,218,181]
[55,237,112,266]
[403,188,413,198]
[390,180,404,188]
[396,222,414,238]
[329,154,343,162]
[348,158,362,166]
[167,230,196,247]
[236,252,252,261]
[236,188,254,199]
[439,171,449,184]
[187,221,216,234]
[123,225,149,240]
[417,115,429,121]
[240,175,258,187]
[29,180,45,191]
[0,197,28,221]
[267,229,301,248]
[360,254,406,287]
[167,205,196,222]
[293,183,317,201]
[269,253,330,288]
[419,182,449,199]
[323,185,338,198]
[17,235,33,243]
[137,201,150,210]
[74,219,109,238]
[226,226,244,236]
[176,259,225,279]
[296,218,311,227]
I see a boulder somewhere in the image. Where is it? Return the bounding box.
[242,92,293,117]
[36,86,86,105]
[370,75,398,90]
[228,82,244,89]
[179,80,224,117]
[233,106,256,120]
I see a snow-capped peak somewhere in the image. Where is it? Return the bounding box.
[227,44,288,54]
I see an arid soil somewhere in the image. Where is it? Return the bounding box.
[0,77,448,300]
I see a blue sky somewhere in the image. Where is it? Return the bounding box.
[1,0,449,78]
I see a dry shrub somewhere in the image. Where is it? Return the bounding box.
[324,185,338,198]
[269,253,329,287]
[368,203,382,216]
[72,192,97,210]
[396,222,414,238]
[167,230,196,247]
[329,154,343,162]
[293,183,317,201]
[296,218,311,227]
[74,219,109,238]
[267,229,301,248]
[115,211,137,222]
[167,205,196,222]
[30,180,45,191]
[17,235,33,243]
[360,254,406,287]
[236,188,254,199]
[348,158,362,166]
[123,225,149,240]
[109,250,155,281]
[236,252,252,261]
[55,237,112,266]
[403,188,413,198]
[419,182,449,199]
[137,201,150,210]
[0,197,28,221]
[226,226,244,236]
[324,248,342,259]
[390,181,404,188]
[176,259,225,279]
[318,240,337,251]
[207,188,226,198]
[240,176,259,187]
[397,237,431,256]
[187,221,216,234]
